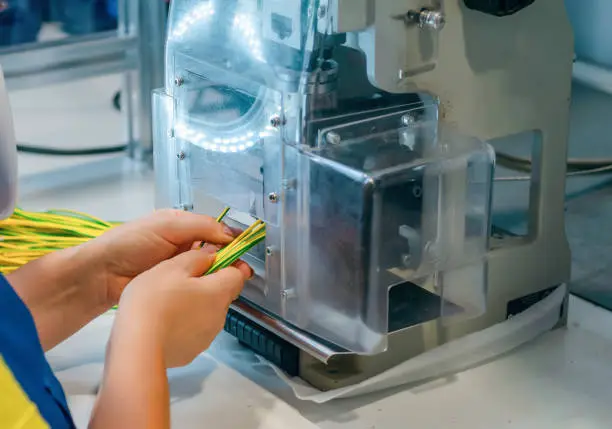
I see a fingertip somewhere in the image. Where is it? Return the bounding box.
[172,249,216,276]
[233,260,254,281]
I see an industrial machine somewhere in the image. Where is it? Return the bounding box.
[153,0,574,390]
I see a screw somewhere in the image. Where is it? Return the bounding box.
[268,192,279,203]
[326,132,341,145]
[270,115,285,128]
[174,77,184,86]
[265,246,274,256]
[412,185,422,198]
[177,151,186,160]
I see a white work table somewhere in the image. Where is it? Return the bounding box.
[18,160,612,429]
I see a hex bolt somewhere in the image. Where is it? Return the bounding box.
[177,151,186,160]
[174,77,184,86]
[265,246,274,256]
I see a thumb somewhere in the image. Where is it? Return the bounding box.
[171,250,216,277]
[199,266,246,304]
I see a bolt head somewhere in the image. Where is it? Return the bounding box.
[270,115,285,128]
[177,151,186,160]
[268,192,279,203]
[174,77,184,86]
[326,132,341,145]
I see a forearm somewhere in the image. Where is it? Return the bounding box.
[90,316,170,429]
[6,242,108,350]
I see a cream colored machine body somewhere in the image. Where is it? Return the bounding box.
[154,0,573,390]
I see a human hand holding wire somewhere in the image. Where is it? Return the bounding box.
[88,208,251,308]
[90,241,250,429]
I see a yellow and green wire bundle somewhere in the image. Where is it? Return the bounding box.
[0,207,119,275]
[205,207,266,275]
[0,206,265,277]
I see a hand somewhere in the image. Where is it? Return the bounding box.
[112,248,248,368]
[88,209,243,308]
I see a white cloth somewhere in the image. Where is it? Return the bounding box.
[0,64,17,220]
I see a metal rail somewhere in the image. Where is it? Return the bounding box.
[0,0,166,160]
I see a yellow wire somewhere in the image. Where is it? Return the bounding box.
[0,208,116,275]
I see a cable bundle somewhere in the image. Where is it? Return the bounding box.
[206,207,266,275]
[0,208,118,275]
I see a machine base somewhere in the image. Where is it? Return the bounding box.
[225,281,567,391]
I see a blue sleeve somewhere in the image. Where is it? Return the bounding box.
[0,275,76,429]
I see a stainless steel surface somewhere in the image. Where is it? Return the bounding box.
[231,299,347,363]
[156,0,572,391]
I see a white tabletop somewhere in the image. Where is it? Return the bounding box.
[23,161,612,429]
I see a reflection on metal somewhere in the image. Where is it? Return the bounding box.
[230,299,348,363]
[573,60,612,96]
[0,0,166,160]
[1,33,137,89]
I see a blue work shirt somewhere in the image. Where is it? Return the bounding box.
[0,274,76,428]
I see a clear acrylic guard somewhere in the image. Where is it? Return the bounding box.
[154,0,495,355]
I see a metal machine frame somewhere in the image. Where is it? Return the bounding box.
[235,0,573,390]
[0,0,166,159]
[157,0,574,391]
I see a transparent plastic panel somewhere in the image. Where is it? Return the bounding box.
[166,0,326,95]
[275,113,494,354]
[172,70,283,224]
[158,0,494,355]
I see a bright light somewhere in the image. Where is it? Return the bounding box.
[174,122,259,153]
[171,3,215,39]
[233,13,265,62]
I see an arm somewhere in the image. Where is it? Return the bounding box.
[89,314,169,429]
[6,242,108,351]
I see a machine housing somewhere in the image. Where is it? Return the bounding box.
[154,0,573,390]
